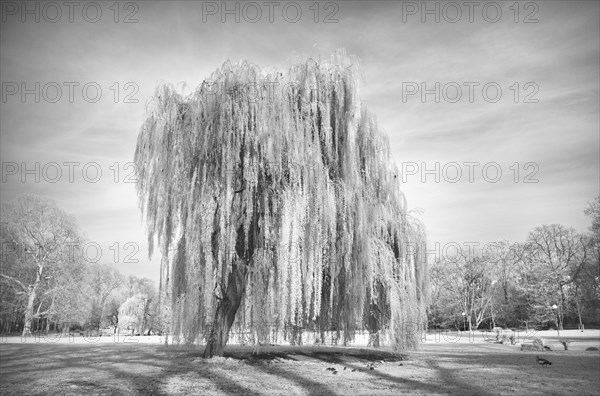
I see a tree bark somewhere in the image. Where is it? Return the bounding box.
[575,289,584,331]
[558,282,565,330]
[203,262,247,358]
[22,267,42,337]
[22,287,37,336]
[141,297,150,335]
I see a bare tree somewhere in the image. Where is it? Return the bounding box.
[526,224,588,330]
[1,195,83,336]
[88,263,124,330]
[433,252,497,331]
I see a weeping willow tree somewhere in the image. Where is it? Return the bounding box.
[134,50,428,357]
[118,293,150,336]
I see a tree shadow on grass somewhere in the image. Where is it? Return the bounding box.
[422,359,495,396]
[0,344,448,395]
[300,348,496,396]
[250,360,336,395]
[4,343,596,396]
[1,343,244,396]
[1,343,322,395]
[226,345,406,364]
[235,346,486,395]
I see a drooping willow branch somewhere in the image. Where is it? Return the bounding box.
[134,50,428,351]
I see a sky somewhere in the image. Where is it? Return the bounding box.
[1,1,598,284]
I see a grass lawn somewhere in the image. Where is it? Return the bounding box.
[0,330,598,395]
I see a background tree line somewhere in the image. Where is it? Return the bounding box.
[428,196,600,331]
[0,195,165,336]
[2,194,598,337]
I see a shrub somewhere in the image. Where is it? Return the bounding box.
[500,329,516,345]
[521,344,536,351]
[532,337,545,350]
[521,338,544,351]
[560,340,571,351]
[585,347,599,351]
[492,326,503,341]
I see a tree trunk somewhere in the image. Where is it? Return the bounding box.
[368,331,380,347]
[575,292,584,331]
[141,298,150,335]
[22,264,43,337]
[22,284,38,336]
[203,263,247,358]
[558,283,565,330]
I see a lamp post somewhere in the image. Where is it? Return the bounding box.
[552,304,560,336]
[462,312,466,332]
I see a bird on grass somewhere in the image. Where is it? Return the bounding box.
[536,356,552,367]
[366,361,386,370]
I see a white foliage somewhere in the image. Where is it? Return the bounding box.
[135,50,428,351]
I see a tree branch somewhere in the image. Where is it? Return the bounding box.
[0,274,30,294]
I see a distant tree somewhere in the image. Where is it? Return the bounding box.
[584,196,600,237]
[0,267,25,333]
[429,251,497,331]
[525,224,588,330]
[105,296,123,334]
[113,276,158,335]
[573,197,600,326]
[487,241,530,328]
[42,258,90,333]
[0,222,26,333]
[428,204,599,331]
[125,275,155,299]
[87,263,124,330]
[118,293,152,335]
[0,195,83,336]
[428,259,461,329]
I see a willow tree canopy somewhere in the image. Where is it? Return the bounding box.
[134,50,428,355]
